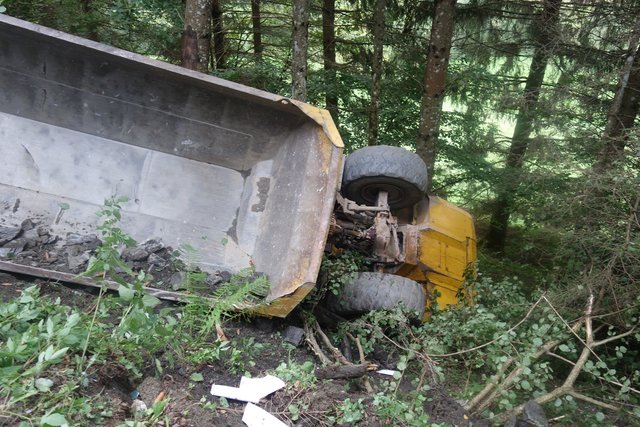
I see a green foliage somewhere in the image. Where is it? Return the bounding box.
[336,398,365,424]
[80,196,176,373]
[273,360,316,389]
[180,267,269,340]
[302,251,367,311]
[321,251,367,296]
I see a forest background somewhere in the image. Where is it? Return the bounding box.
[1,0,639,424]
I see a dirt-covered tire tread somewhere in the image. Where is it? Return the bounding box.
[341,145,428,209]
[326,272,426,318]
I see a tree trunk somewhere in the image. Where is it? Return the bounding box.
[485,0,561,253]
[415,0,456,191]
[367,0,386,146]
[183,0,213,73]
[594,19,640,172]
[181,26,199,71]
[212,0,226,70]
[251,0,263,62]
[292,0,310,101]
[323,0,339,125]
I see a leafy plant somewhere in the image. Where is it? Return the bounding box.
[336,398,365,424]
[273,360,316,389]
[180,267,269,340]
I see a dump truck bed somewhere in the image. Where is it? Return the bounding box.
[0,15,343,316]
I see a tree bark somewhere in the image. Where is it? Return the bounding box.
[183,0,213,73]
[292,0,310,101]
[323,0,339,125]
[212,0,226,70]
[251,0,263,62]
[594,19,640,172]
[415,0,457,190]
[485,0,561,252]
[181,26,199,71]
[367,0,386,146]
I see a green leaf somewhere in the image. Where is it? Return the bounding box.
[520,380,531,391]
[190,372,204,382]
[118,285,135,301]
[558,344,570,352]
[49,347,68,362]
[40,413,68,426]
[595,412,605,422]
[142,294,161,308]
[35,378,54,392]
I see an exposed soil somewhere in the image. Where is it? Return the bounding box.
[0,223,484,426]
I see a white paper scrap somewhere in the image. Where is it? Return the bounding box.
[377,369,398,376]
[239,375,285,399]
[242,403,288,427]
[211,375,285,403]
[210,384,260,403]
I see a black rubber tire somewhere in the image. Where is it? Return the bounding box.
[326,272,426,318]
[341,145,428,209]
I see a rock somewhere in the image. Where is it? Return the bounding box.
[170,271,187,290]
[16,250,37,259]
[42,251,59,263]
[130,399,147,414]
[37,226,52,237]
[0,248,15,258]
[122,247,150,262]
[282,325,305,346]
[22,227,39,240]
[68,252,91,271]
[65,233,101,249]
[3,239,26,255]
[207,270,232,286]
[20,218,37,231]
[522,400,548,427]
[147,253,167,267]
[141,239,164,253]
[0,226,22,245]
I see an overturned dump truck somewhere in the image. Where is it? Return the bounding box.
[0,15,476,319]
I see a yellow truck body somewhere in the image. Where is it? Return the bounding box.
[0,15,476,318]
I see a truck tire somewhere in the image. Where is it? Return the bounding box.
[326,272,426,318]
[341,145,428,209]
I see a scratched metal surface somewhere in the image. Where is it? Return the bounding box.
[0,15,342,309]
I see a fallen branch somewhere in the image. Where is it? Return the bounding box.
[313,321,350,365]
[315,363,377,380]
[303,319,331,365]
[346,332,374,393]
[496,294,623,421]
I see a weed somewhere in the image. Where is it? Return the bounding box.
[304,251,366,308]
[273,360,316,389]
[336,398,365,423]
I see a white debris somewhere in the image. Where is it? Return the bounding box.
[210,375,285,404]
[376,369,398,376]
[242,403,288,427]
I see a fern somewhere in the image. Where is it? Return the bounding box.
[183,268,270,337]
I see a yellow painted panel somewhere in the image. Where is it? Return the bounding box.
[427,272,464,308]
